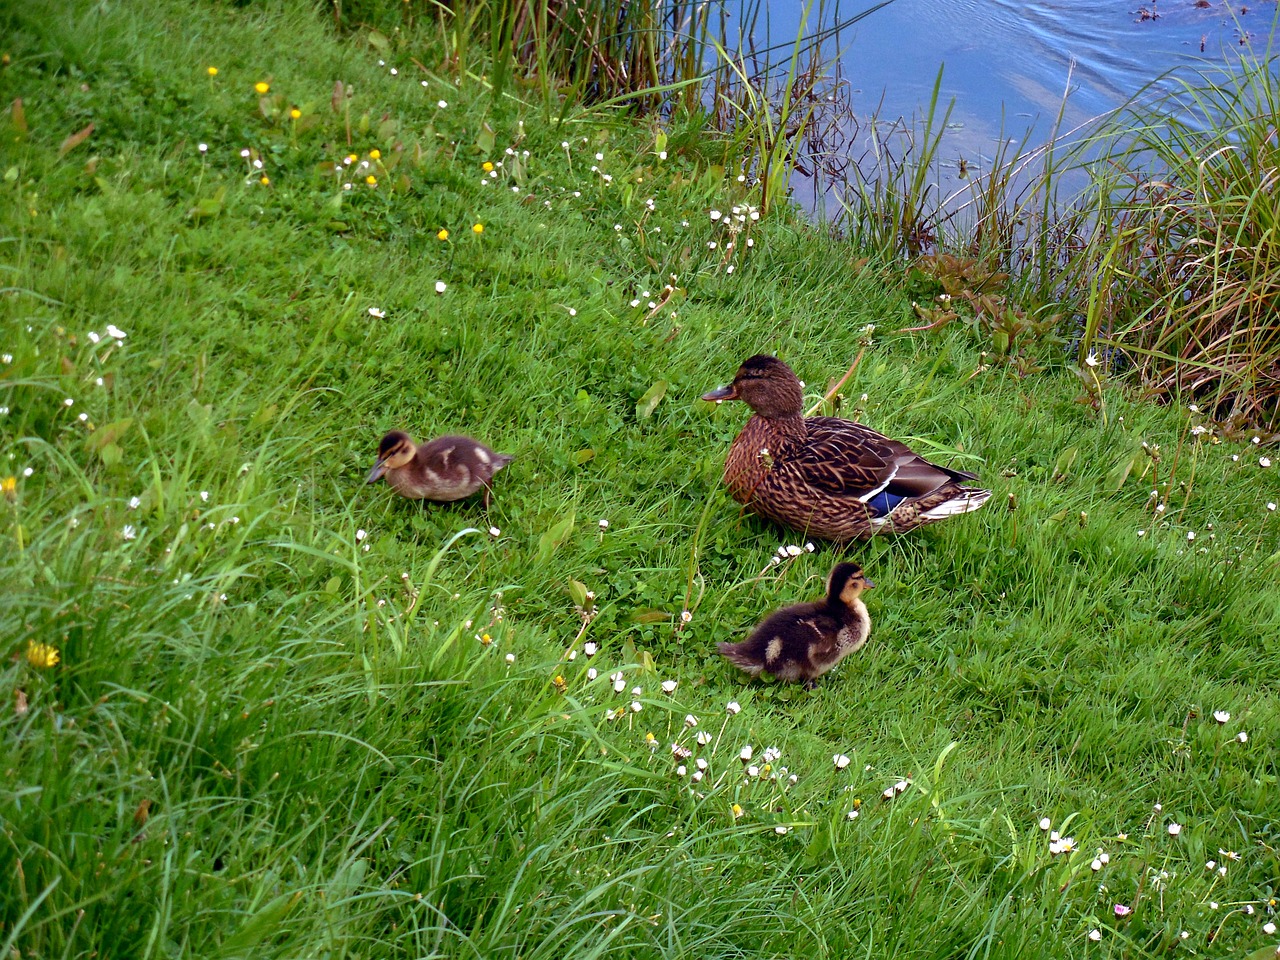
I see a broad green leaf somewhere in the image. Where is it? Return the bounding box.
[190,187,226,220]
[87,418,132,451]
[573,447,595,465]
[538,512,574,561]
[636,379,668,420]
[1052,446,1077,481]
[99,442,123,467]
[991,327,1009,356]
[216,890,302,958]
[327,859,368,900]
[1106,447,1143,493]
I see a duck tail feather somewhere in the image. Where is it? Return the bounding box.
[918,487,991,520]
[717,641,764,674]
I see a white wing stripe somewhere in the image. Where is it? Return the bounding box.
[856,462,898,503]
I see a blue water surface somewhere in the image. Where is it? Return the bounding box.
[739,0,1279,204]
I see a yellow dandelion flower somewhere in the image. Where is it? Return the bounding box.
[289,107,301,119]
[472,223,484,235]
[731,803,744,819]
[436,228,449,241]
[259,175,270,185]
[479,633,493,646]
[254,81,270,94]
[365,175,377,186]
[1,475,16,501]
[26,641,60,669]
[369,149,381,160]
[482,161,494,173]
[346,153,358,164]
[207,66,219,77]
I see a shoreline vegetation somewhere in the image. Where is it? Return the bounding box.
[3,1,1279,957]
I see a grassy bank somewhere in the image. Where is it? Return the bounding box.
[2,2,1279,957]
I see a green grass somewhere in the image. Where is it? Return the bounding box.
[3,1,1280,958]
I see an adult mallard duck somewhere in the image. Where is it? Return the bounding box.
[366,430,513,508]
[718,561,874,689]
[702,355,990,540]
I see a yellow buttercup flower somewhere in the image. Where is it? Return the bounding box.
[289,107,301,119]
[472,223,484,235]
[26,641,60,669]
[207,66,219,77]
[482,161,494,173]
[369,149,381,160]
[259,175,270,185]
[254,81,270,94]
[436,228,449,241]
[1,475,15,501]
[365,175,377,186]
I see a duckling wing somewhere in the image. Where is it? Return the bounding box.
[794,417,976,507]
[802,610,847,659]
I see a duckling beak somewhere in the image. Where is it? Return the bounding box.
[861,578,875,589]
[701,383,738,402]
[366,459,388,484]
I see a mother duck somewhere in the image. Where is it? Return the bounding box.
[702,354,990,540]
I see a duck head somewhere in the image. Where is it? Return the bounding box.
[828,562,874,606]
[702,354,804,419]
[366,430,417,483]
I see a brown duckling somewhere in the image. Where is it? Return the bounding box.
[366,430,513,507]
[703,355,991,540]
[718,562,873,689]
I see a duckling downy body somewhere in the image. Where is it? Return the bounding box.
[718,562,874,689]
[703,355,991,540]
[366,431,513,506]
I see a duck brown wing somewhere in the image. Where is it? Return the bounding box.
[793,417,975,500]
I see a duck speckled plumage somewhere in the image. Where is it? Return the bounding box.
[718,562,874,689]
[366,431,513,507]
[703,355,990,540]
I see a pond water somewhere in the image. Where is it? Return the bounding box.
[752,0,1279,206]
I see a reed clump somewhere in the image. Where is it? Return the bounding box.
[828,53,1280,429]
[1078,58,1280,429]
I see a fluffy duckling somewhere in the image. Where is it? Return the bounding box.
[718,562,874,689]
[703,354,991,540]
[366,430,513,507]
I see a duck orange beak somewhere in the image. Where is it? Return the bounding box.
[366,459,388,484]
[701,383,738,402]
